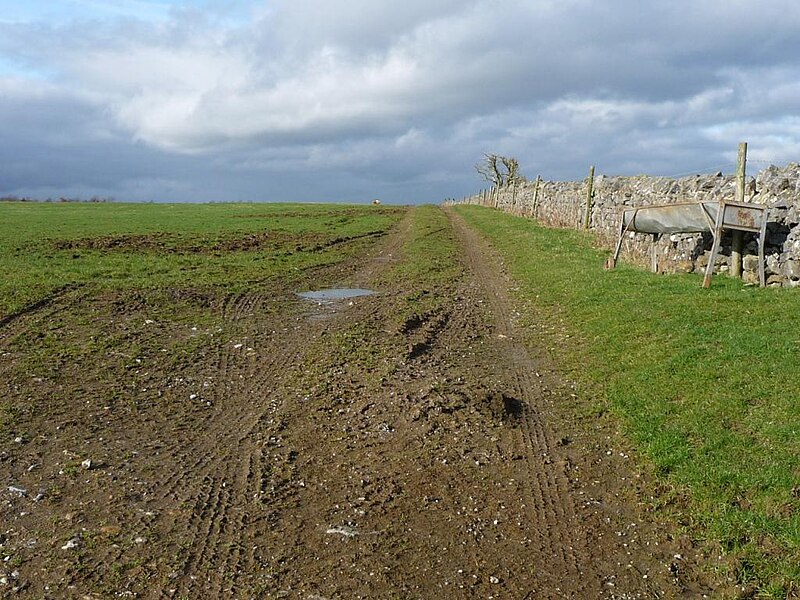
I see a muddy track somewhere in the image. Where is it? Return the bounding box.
[447,208,591,594]
[0,207,714,598]
[445,207,713,598]
[131,214,418,597]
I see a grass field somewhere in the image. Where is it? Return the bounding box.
[0,202,405,319]
[457,205,800,596]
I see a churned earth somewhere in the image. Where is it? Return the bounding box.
[0,206,717,598]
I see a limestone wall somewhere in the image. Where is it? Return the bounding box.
[448,164,800,287]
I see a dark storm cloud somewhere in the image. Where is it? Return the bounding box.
[1,0,800,202]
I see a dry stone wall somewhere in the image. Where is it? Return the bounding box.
[449,164,800,287]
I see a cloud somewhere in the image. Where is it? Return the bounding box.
[1,0,800,202]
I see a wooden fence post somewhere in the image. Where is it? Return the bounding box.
[511,182,518,213]
[583,165,595,230]
[731,142,747,278]
[532,175,541,217]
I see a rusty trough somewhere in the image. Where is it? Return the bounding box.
[609,199,769,288]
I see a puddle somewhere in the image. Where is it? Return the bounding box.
[297,288,376,301]
[297,288,377,322]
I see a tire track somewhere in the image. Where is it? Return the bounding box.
[4,206,708,598]
[153,212,418,597]
[445,207,591,596]
[153,305,298,596]
[83,290,298,594]
[0,283,86,331]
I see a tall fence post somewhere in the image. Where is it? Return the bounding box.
[511,182,518,213]
[583,165,595,230]
[731,141,747,278]
[532,175,541,217]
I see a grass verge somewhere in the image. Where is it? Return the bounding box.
[456,205,800,597]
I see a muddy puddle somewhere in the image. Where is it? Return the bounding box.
[297,288,377,321]
[297,288,376,301]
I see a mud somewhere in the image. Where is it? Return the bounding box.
[52,230,386,255]
[229,208,401,220]
[0,208,718,598]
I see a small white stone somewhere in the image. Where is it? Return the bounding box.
[61,539,80,550]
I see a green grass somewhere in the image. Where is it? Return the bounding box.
[457,205,800,597]
[0,202,405,318]
[384,204,463,294]
[379,205,467,358]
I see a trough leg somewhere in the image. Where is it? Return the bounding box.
[702,234,721,288]
[758,219,768,287]
[610,219,626,268]
[702,202,726,288]
[650,234,660,273]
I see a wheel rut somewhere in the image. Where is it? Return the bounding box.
[151,210,420,597]
[446,207,592,596]
[443,207,709,598]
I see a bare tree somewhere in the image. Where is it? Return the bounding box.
[500,156,524,186]
[475,153,525,187]
[475,153,503,187]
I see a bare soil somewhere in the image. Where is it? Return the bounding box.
[52,230,386,255]
[1,208,716,598]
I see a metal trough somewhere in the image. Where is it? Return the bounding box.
[609,200,769,287]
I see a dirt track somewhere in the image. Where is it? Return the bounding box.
[1,207,713,598]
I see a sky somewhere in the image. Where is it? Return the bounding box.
[1,0,800,203]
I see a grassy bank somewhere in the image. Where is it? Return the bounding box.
[456,205,800,597]
[0,202,405,319]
